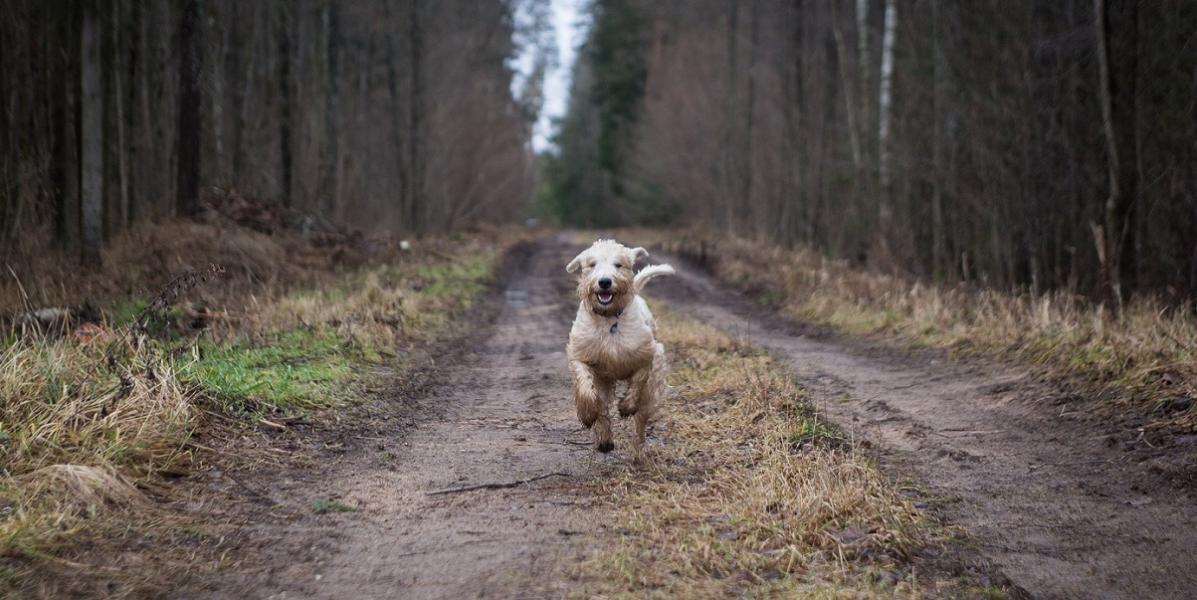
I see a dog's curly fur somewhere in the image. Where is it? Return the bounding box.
[566,239,674,458]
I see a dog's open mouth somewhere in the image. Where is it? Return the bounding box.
[596,291,614,306]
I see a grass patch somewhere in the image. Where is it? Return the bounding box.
[181,330,357,414]
[569,306,972,598]
[312,499,356,514]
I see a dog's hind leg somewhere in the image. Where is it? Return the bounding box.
[631,344,667,461]
[618,367,650,418]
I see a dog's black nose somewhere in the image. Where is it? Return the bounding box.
[598,278,612,289]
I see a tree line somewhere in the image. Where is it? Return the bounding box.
[0,0,538,264]
[543,0,1197,303]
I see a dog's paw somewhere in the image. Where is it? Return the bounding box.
[596,440,615,453]
[617,402,638,418]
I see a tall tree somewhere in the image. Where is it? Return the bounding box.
[930,0,948,280]
[876,0,898,259]
[1094,0,1139,305]
[277,2,293,205]
[175,0,202,217]
[321,0,341,215]
[406,0,424,232]
[80,1,103,264]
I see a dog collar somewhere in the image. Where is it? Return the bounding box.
[595,307,622,334]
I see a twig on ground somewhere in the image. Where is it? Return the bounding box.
[425,472,570,496]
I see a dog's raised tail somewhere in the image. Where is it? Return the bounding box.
[633,264,675,293]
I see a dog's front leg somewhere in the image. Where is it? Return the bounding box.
[570,360,615,452]
[570,359,600,427]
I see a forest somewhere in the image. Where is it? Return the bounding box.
[541,0,1197,304]
[0,0,536,263]
[2,1,1196,598]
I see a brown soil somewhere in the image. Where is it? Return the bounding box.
[655,253,1197,600]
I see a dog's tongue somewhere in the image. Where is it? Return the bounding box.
[598,291,613,304]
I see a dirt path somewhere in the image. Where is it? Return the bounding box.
[190,235,1195,600]
[656,257,1197,600]
[193,237,601,599]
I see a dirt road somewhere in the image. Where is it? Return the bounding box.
[195,235,1197,599]
[194,237,600,599]
[657,255,1197,600]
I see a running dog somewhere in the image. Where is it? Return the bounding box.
[566,239,674,458]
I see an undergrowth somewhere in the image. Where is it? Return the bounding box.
[570,307,998,598]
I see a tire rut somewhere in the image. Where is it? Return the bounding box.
[656,257,1197,600]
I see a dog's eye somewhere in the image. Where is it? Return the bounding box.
[588,261,596,268]
[614,263,622,269]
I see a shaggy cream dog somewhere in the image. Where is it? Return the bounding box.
[566,239,674,457]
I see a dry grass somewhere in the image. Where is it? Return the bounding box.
[2,219,333,318]
[568,307,985,598]
[623,228,1197,431]
[0,220,530,592]
[0,332,198,573]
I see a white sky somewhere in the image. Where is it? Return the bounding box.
[511,0,589,154]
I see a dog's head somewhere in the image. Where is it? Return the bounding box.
[566,239,648,317]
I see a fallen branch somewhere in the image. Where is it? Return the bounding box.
[425,472,570,496]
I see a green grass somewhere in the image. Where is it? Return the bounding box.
[415,255,492,305]
[107,298,149,326]
[312,499,356,514]
[180,329,359,414]
[177,253,498,416]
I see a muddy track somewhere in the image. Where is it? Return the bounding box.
[190,235,606,599]
[655,255,1197,600]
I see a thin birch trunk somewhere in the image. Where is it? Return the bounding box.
[877,0,897,254]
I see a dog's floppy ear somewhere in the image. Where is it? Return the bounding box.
[632,247,650,263]
[566,251,586,274]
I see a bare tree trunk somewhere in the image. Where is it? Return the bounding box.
[406,0,424,232]
[931,0,947,280]
[112,0,129,234]
[321,0,341,215]
[80,0,103,264]
[855,0,870,148]
[55,4,81,252]
[722,0,739,235]
[126,0,141,223]
[831,1,862,173]
[1094,0,1138,306]
[209,0,226,181]
[384,2,409,233]
[876,0,897,258]
[278,2,293,205]
[175,0,202,217]
[230,2,254,186]
[742,0,759,237]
